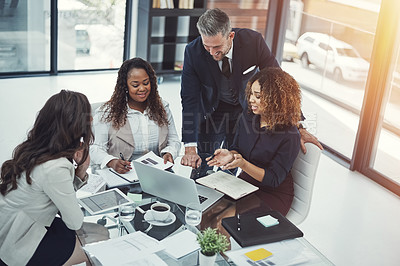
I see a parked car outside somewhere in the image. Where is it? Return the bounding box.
[0,44,19,71]
[75,25,91,54]
[296,32,370,82]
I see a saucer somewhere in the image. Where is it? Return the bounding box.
[144,210,176,226]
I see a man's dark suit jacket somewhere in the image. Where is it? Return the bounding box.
[180,28,279,143]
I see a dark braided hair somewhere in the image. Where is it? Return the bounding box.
[101,57,168,129]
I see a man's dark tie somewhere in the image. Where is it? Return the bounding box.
[221,56,231,78]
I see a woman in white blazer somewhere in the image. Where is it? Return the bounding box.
[0,90,93,265]
[90,57,181,174]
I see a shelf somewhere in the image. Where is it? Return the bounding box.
[137,0,207,76]
[151,62,183,75]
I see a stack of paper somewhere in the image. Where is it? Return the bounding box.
[226,239,318,265]
[160,230,200,259]
[84,231,166,265]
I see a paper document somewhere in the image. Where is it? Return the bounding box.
[196,171,259,200]
[83,231,165,265]
[135,151,174,170]
[96,168,137,187]
[76,174,106,198]
[226,238,321,266]
[160,230,200,259]
[97,151,173,187]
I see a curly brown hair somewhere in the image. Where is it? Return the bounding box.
[245,67,301,128]
[101,57,168,129]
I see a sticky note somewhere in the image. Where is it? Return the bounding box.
[256,215,279,227]
[127,192,142,203]
[245,248,273,261]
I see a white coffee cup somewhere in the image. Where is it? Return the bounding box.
[150,202,171,221]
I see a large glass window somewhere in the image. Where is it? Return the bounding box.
[0,0,51,73]
[372,39,400,183]
[58,0,126,70]
[282,0,381,158]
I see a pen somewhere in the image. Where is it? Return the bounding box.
[127,152,135,162]
[120,152,125,161]
[237,214,241,231]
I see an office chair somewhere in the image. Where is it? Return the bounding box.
[286,143,322,225]
[89,102,105,173]
[90,101,104,115]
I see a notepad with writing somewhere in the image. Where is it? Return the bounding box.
[222,211,303,247]
[195,171,258,200]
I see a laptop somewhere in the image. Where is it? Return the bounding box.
[132,161,224,211]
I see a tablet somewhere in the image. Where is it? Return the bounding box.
[78,188,134,215]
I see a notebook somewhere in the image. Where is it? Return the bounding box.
[196,171,258,200]
[222,211,303,247]
[132,161,224,211]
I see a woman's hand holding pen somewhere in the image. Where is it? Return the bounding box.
[107,159,131,174]
[162,152,174,164]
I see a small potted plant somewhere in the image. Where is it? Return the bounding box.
[197,227,229,266]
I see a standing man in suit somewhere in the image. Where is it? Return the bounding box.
[180,8,322,177]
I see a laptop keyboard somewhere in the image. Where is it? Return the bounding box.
[198,195,208,203]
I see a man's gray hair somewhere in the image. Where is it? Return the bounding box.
[196,8,231,37]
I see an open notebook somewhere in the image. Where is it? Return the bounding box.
[195,171,259,200]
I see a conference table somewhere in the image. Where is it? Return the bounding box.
[83,186,333,265]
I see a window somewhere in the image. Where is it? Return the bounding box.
[0,0,51,73]
[58,0,126,70]
[282,0,380,159]
[371,33,400,184]
[0,0,129,76]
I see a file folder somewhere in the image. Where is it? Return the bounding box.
[222,210,303,247]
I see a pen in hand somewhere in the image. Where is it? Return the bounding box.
[119,152,132,170]
[127,152,135,162]
[237,214,241,231]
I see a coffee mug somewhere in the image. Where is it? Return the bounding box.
[150,202,171,221]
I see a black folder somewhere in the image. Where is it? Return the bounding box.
[222,211,303,247]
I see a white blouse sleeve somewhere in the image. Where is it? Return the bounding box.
[160,101,182,159]
[90,108,118,169]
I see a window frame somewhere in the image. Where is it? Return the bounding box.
[0,0,132,78]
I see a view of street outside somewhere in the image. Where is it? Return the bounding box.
[58,0,126,70]
[283,0,399,182]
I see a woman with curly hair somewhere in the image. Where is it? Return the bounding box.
[90,57,181,174]
[0,90,93,265]
[207,68,302,215]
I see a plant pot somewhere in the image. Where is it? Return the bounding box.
[199,251,217,266]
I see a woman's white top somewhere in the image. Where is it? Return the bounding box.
[90,100,181,169]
